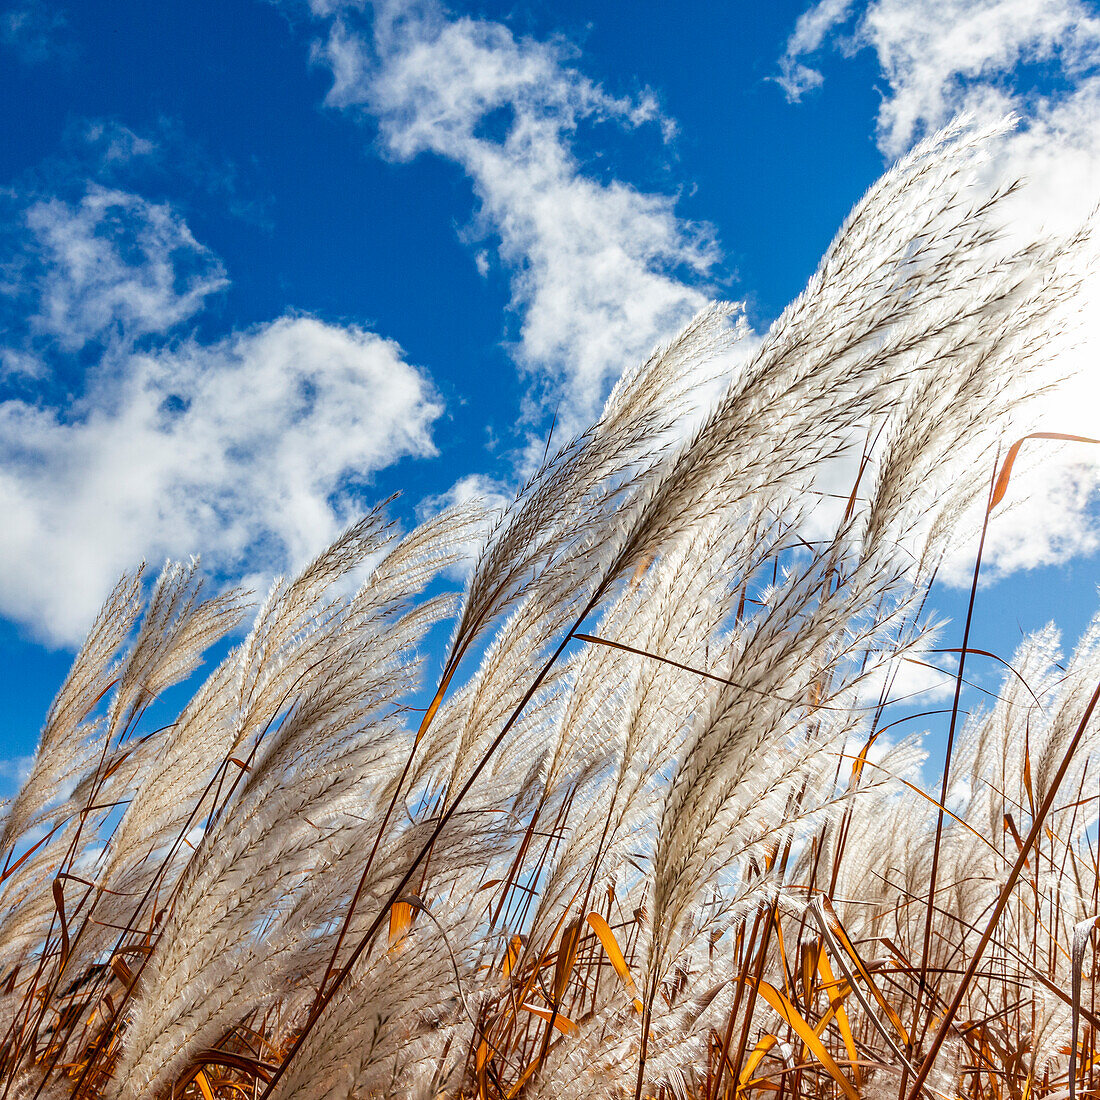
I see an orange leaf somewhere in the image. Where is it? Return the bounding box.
[109,956,135,989]
[388,899,414,950]
[815,897,910,1046]
[801,939,820,1006]
[738,1034,779,1090]
[818,949,860,1086]
[737,979,858,1100]
[52,879,70,969]
[991,433,1100,511]
[475,1039,491,1073]
[587,912,638,1002]
[475,1038,491,1100]
[502,934,524,978]
[520,1002,577,1035]
[415,681,449,746]
[506,1056,542,1099]
[552,919,582,1007]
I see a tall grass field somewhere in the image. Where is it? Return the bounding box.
[1,119,1098,1100]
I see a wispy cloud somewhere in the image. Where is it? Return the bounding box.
[776,1,1100,143]
[3,184,227,357]
[303,0,717,438]
[779,0,1100,153]
[0,1,73,65]
[774,0,857,101]
[414,471,512,577]
[67,117,275,228]
[79,120,159,167]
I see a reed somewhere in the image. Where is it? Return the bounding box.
[0,118,1097,1100]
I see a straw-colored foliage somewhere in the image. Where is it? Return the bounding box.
[1,120,1098,1100]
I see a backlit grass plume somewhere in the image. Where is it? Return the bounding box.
[0,118,1098,1100]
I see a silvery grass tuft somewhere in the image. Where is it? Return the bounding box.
[0,118,1097,1100]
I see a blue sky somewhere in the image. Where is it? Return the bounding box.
[1,0,1099,774]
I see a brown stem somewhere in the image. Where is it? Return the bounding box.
[907,674,1100,1098]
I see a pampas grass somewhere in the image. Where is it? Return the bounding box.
[0,119,1098,1100]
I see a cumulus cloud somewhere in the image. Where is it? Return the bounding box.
[0,164,441,645]
[777,0,1100,583]
[304,0,716,436]
[0,315,441,645]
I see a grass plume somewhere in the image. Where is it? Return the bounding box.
[0,118,1097,1100]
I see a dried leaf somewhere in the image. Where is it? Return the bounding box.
[587,912,641,1008]
[991,432,1100,511]
[519,1002,577,1035]
[737,978,857,1100]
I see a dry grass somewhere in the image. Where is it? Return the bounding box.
[0,119,1098,1100]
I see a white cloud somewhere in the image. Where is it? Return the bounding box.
[860,0,1100,155]
[777,0,1100,583]
[774,0,857,101]
[10,183,227,352]
[0,754,33,786]
[856,649,957,707]
[0,315,441,645]
[0,129,446,647]
[778,0,1100,150]
[774,60,826,104]
[305,0,715,436]
[415,471,512,577]
[418,471,512,520]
